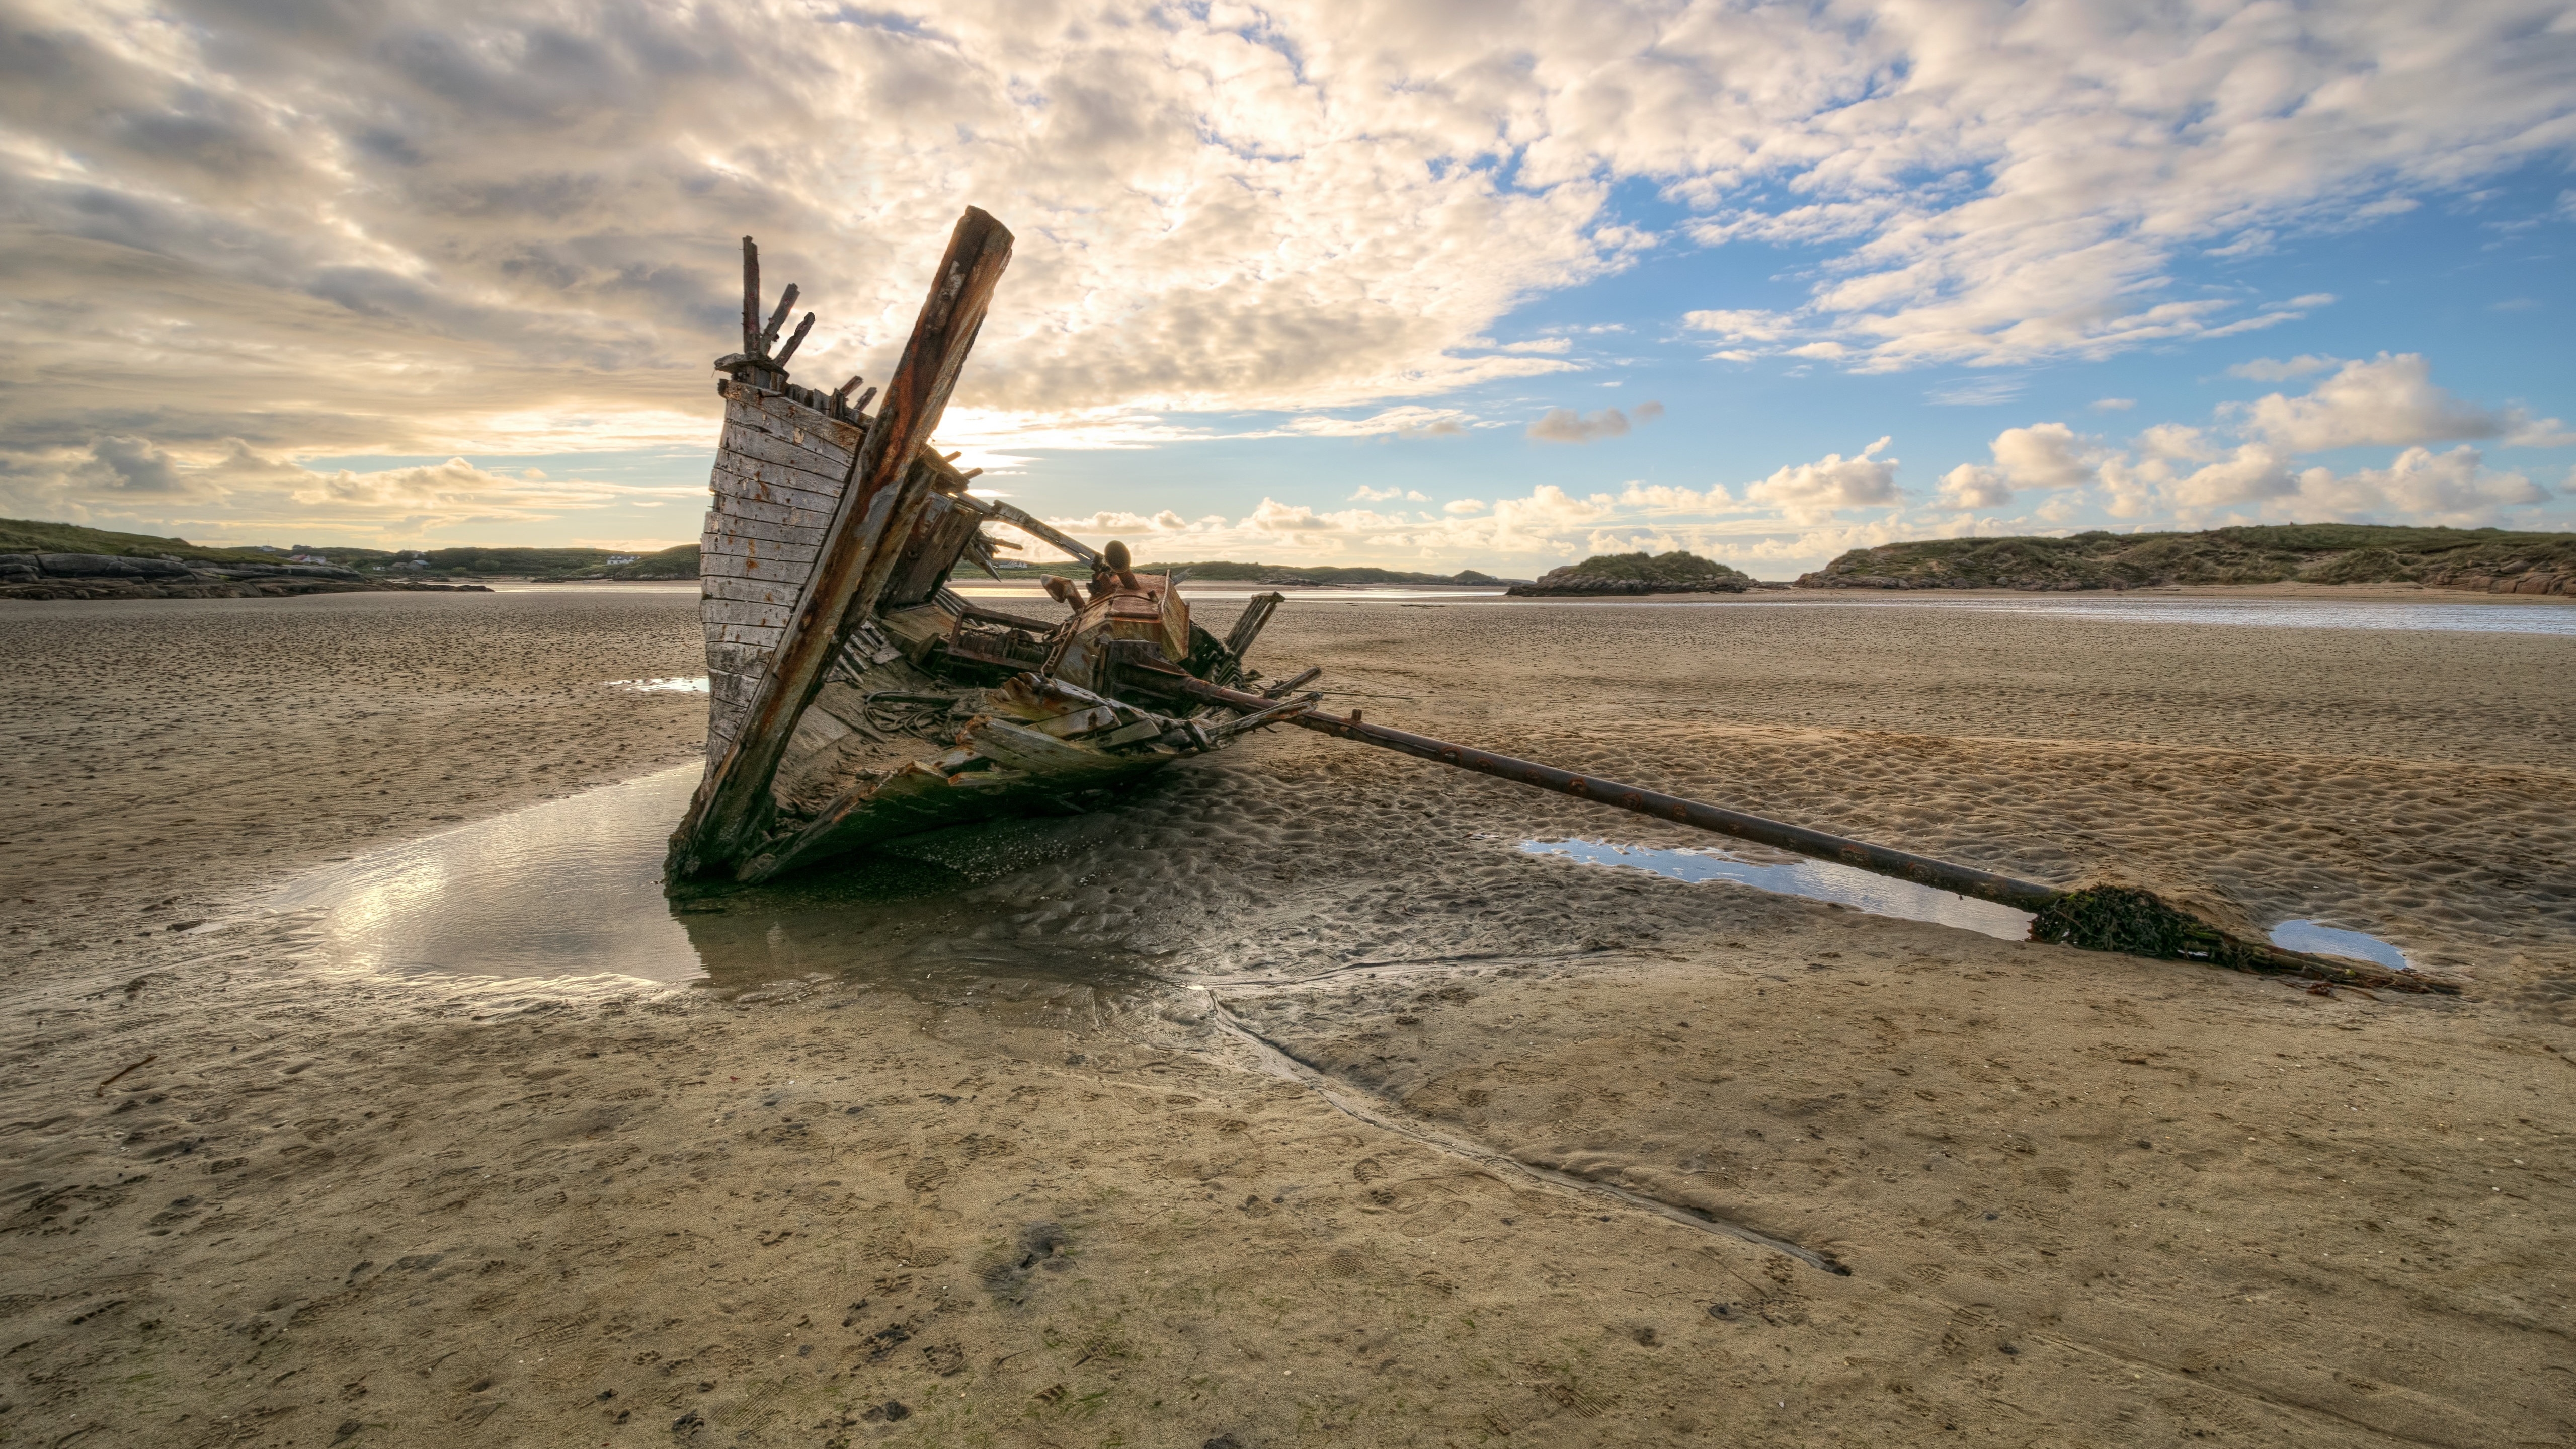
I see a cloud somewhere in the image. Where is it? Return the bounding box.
[1926,376,2027,407]
[1528,402,1661,444]
[2230,353,2568,451]
[1937,423,2105,508]
[1443,498,1488,515]
[2228,355,2345,382]
[1682,309,1793,344]
[0,437,696,543]
[1275,407,1476,441]
[2291,446,2548,524]
[1348,485,1429,502]
[2090,398,2135,412]
[1745,439,1900,524]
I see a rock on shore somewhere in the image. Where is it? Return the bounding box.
[1504,549,1753,596]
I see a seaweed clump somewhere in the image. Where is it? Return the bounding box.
[2030,886,2458,995]
[2028,886,2266,968]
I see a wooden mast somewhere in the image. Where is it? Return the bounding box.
[669,207,1015,878]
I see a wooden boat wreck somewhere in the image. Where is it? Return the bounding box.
[667,207,2450,998]
[665,209,1299,886]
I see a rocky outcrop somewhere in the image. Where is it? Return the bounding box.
[1505,550,1753,596]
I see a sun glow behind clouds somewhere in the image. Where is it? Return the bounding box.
[0,0,2568,562]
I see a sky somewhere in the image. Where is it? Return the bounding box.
[3,0,2572,578]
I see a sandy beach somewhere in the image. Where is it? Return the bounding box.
[4,584,2573,1447]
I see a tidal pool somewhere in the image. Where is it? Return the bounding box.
[1519,837,2037,942]
[263,765,1158,1010]
[2267,918,2410,971]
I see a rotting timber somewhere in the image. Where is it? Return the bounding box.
[667,207,2455,998]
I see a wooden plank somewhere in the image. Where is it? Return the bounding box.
[748,400,868,457]
[708,641,770,678]
[718,418,860,484]
[699,547,818,580]
[703,510,833,547]
[716,382,871,456]
[709,621,786,647]
[698,553,799,584]
[700,597,797,628]
[702,574,805,605]
[700,531,822,565]
[702,491,838,534]
[672,206,1014,877]
[710,471,844,523]
[711,448,847,509]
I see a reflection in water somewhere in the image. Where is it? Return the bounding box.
[2268,918,2410,971]
[1520,837,2035,942]
[266,767,1161,1012]
[609,676,710,693]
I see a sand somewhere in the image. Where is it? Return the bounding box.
[3,585,2573,1447]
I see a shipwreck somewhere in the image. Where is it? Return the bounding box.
[667,207,2450,998]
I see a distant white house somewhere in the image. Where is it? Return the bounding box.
[604,554,640,566]
[290,553,332,564]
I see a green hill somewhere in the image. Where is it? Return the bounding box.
[0,518,703,580]
[1505,550,1753,596]
[1798,525,2575,596]
[0,517,279,564]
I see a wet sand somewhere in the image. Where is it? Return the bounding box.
[4,586,2573,1447]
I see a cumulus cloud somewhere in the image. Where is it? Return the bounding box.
[1528,400,1661,443]
[1745,439,1900,524]
[2292,446,2548,522]
[1937,423,2106,509]
[1996,354,2567,527]
[2230,353,2570,451]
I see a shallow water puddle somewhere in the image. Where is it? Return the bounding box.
[2268,919,2409,971]
[1520,837,2035,941]
[609,676,709,693]
[265,765,1160,1007]
[269,766,708,981]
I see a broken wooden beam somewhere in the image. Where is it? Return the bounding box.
[775,311,816,366]
[1261,665,1321,698]
[1214,590,1284,685]
[740,236,761,354]
[761,282,800,351]
[669,206,1016,878]
[973,499,1101,567]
